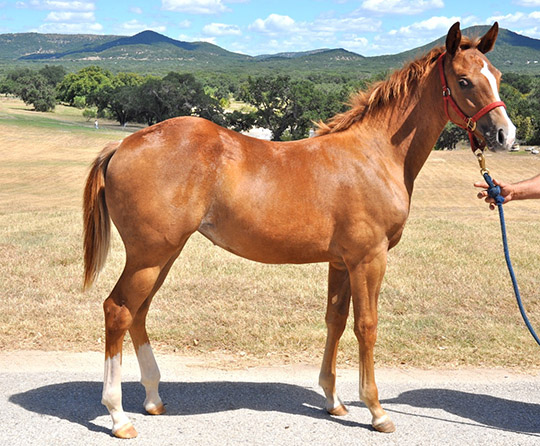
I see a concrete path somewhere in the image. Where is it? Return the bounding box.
[1,351,539,446]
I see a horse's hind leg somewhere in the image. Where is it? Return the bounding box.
[128,254,180,417]
[319,262,351,416]
[102,247,181,439]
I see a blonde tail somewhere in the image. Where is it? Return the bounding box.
[82,142,120,290]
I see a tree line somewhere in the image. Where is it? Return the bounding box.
[1,65,539,145]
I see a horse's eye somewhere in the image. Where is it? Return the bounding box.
[458,78,470,88]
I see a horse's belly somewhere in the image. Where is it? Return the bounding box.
[197,214,336,265]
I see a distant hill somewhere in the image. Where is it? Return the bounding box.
[0,27,538,75]
[256,49,332,60]
[0,32,118,60]
[10,30,251,65]
[393,26,540,69]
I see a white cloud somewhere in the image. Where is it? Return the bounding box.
[244,12,382,55]
[130,6,143,14]
[389,15,459,36]
[37,21,103,33]
[487,11,540,29]
[23,0,102,33]
[199,36,217,44]
[313,16,381,34]
[361,0,444,15]
[461,15,482,27]
[340,34,370,51]
[20,0,95,10]
[45,11,94,22]
[520,26,540,38]
[44,0,94,10]
[370,16,458,55]
[120,19,166,34]
[202,22,241,36]
[513,0,540,6]
[161,0,228,14]
[249,14,297,34]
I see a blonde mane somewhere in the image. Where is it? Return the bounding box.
[316,38,478,136]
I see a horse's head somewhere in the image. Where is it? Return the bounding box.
[441,22,516,152]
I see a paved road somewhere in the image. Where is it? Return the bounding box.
[1,351,539,446]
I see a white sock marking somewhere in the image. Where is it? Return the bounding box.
[136,343,163,411]
[103,354,132,432]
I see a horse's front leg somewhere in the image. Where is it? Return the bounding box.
[348,251,395,433]
[319,262,351,416]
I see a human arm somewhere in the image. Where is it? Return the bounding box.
[474,174,540,210]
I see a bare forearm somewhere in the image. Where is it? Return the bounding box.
[511,175,540,201]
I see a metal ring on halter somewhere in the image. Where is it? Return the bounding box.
[474,149,489,175]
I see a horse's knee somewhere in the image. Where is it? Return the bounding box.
[353,318,377,344]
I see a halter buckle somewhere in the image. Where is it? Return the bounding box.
[442,87,451,97]
[465,118,477,132]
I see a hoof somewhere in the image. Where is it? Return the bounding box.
[113,422,138,439]
[146,403,166,415]
[327,404,349,416]
[373,416,396,433]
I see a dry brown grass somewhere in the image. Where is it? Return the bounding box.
[1,97,540,369]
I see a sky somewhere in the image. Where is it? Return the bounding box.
[1,0,540,57]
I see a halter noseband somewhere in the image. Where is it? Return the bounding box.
[437,52,506,153]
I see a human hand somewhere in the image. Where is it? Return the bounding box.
[474,178,511,210]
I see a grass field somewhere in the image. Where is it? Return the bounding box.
[1,97,540,369]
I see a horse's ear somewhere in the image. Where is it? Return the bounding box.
[446,22,462,56]
[477,22,499,54]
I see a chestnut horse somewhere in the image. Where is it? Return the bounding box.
[83,22,515,438]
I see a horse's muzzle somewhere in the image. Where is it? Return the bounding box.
[478,111,516,152]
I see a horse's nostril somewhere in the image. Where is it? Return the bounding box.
[497,128,505,145]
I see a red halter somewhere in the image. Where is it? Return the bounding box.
[437,52,506,152]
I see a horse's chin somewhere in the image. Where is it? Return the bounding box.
[480,134,513,153]
[485,145,507,153]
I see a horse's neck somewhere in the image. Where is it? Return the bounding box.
[363,67,448,192]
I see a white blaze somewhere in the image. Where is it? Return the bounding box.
[480,61,516,145]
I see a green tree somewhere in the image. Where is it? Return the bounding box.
[238,75,349,141]
[17,73,56,112]
[132,77,165,125]
[90,72,146,126]
[435,123,465,150]
[526,83,540,144]
[112,72,145,88]
[103,85,139,127]
[57,66,113,106]
[38,65,67,87]
[500,80,539,144]
[0,68,33,95]
[133,72,224,126]
[239,75,292,141]
[226,109,257,132]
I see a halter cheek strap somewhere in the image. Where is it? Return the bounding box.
[437,52,506,152]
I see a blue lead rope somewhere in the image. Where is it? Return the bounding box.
[483,172,540,347]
